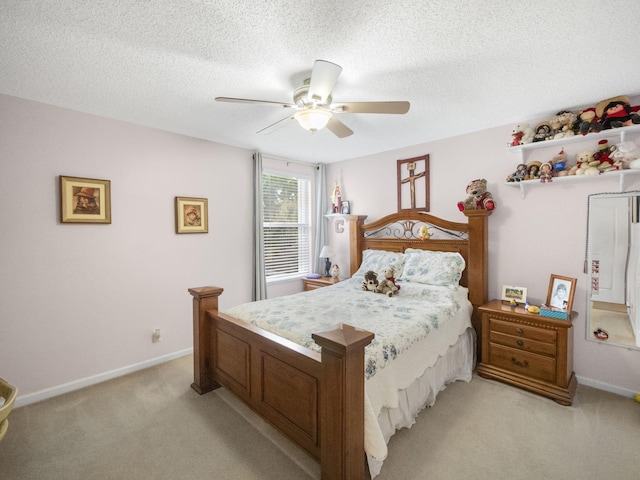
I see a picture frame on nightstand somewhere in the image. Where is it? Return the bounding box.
[501,285,527,304]
[546,274,576,312]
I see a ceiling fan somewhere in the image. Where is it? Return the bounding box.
[215,60,410,138]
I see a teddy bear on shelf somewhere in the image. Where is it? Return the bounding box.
[612,141,640,169]
[569,150,598,176]
[592,95,640,131]
[551,149,569,177]
[457,179,495,211]
[509,123,535,146]
[362,270,379,292]
[376,268,400,297]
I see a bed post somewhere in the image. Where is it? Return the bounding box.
[312,325,375,480]
[462,210,491,351]
[347,215,368,277]
[188,286,224,394]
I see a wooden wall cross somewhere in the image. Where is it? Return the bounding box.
[397,154,430,212]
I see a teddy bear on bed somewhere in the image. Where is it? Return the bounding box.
[376,268,400,297]
[362,270,379,292]
[457,179,495,212]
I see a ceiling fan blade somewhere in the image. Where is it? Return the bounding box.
[307,60,342,103]
[256,114,295,135]
[326,116,353,138]
[332,101,410,114]
[216,97,294,109]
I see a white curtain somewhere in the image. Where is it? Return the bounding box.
[314,163,328,274]
[252,152,267,301]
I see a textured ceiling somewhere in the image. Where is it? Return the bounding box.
[2,1,640,164]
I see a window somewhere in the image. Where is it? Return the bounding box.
[262,171,311,281]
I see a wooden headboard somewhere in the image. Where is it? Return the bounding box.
[347,210,491,337]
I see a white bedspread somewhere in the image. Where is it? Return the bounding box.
[225,277,473,466]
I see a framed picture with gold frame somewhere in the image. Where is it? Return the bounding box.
[397,154,429,212]
[175,196,208,234]
[60,175,111,224]
[501,285,527,304]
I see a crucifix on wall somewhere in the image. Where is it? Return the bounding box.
[397,154,430,212]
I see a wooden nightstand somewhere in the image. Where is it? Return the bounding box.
[303,276,341,291]
[476,299,577,405]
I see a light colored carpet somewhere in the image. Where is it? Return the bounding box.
[1,354,638,480]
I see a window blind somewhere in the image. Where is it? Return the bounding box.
[263,172,311,280]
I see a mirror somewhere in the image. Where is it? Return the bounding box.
[586,192,640,349]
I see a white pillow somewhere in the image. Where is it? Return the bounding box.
[400,249,465,286]
[352,249,406,279]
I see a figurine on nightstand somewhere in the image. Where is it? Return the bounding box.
[330,264,340,279]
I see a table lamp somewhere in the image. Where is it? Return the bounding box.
[319,245,335,277]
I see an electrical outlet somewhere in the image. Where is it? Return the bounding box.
[152,329,161,343]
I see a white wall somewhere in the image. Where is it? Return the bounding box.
[4,92,639,403]
[0,94,255,403]
[326,122,640,396]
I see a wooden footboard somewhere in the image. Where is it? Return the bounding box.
[189,286,374,480]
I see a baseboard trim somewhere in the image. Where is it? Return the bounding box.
[575,374,637,398]
[15,348,193,408]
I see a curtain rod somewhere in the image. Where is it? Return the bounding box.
[259,153,319,168]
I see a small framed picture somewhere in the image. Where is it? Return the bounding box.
[341,201,350,214]
[175,196,208,234]
[546,274,576,312]
[501,285,527,304]
[60,175,111,224]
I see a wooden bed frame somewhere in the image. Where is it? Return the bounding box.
[189,210,490,480]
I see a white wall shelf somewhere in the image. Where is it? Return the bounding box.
[506,124,640,198]
[506,169,640,199]
[506,124,640,163]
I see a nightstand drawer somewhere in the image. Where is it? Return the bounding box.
[489,343,557,383]
[489,331,557,356]
[303,277,341,291]
[489,318,557,344]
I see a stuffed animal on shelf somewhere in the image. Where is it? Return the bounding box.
[538,162,554,183]
[510,123,535,146]
[533,122,552,142]
[362,270,379,292]
[549,110,577,140]
[551,149,568,177]
[570,150,598,176]
[578,108,598,135]
[612,141,640,169]
[457,179,495,211]
[376,268,400,297]
[506,163,527,182]
[593,95,640,131]
[524,161,541,180]
[593,139,617,172]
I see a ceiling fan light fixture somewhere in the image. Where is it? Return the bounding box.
[294,108,332,132]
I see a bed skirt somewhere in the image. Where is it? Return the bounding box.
[367,327,476,478]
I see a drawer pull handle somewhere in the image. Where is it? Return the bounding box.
[516,339,524,347]
[516,328,524,336]
[511,357,528,368]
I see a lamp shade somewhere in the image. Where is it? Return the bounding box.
[294,108,332,132]
[319,245,335,258]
